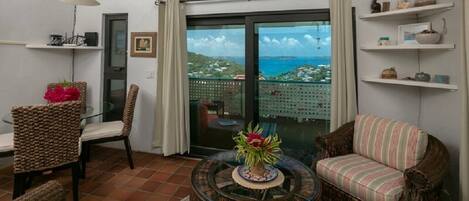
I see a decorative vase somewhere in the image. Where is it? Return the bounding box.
[250,163,266,177]
[371,0,381,13]
[415,72,431,82]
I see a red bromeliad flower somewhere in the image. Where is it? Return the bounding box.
[44,85,80,103]
[247,132,265,148]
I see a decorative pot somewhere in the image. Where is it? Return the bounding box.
[371,0,381,13]
[250,163,266,177]
[415,72,431,82]
[381,67,397,79]
[416,33,441,44]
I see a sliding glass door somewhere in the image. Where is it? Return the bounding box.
[251,17,331,164]
[187,11,331,161]
[187,19,246,155]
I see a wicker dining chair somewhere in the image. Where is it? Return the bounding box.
[80,84,139,177]
[11,101,82,201]
[48,82,87,114]
[14,180,65,201]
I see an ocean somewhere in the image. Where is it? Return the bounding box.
[221,56,331,77]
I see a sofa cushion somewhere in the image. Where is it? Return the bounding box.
[353,114,428,171]
[317,154,404,201]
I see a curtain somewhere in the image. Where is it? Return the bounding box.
[154,0,190,156]
[329,0,357,131]
[461,1,469,200]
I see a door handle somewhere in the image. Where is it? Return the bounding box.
[113,67,125,72]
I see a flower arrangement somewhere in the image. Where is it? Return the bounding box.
[233,123,282,176]
[44,81,80,103]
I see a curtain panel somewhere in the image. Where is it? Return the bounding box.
[461,1,469,200]
[329,0,357,131]
[154,0,190,156]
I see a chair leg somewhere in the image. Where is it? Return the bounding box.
[12,173,27,199]
[124,137,134,169]
[85,144,91,162]
[81,143,88,179]
[72,162,80,201]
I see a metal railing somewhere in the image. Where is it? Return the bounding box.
[189,78,330,120]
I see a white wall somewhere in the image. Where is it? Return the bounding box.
[0,0,74,134]
[75,0,159,153]
[354,0,462,198]
[0,0,74,166]
[75,0,329,153]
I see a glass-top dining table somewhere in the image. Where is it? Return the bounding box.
[1,102,114,125]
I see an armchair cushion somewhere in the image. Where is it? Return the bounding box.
[317,154,404,201]
[353,114,428,171]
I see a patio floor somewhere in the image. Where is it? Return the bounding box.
[0,146,199,201]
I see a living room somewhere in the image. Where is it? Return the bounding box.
[0,0,467,200]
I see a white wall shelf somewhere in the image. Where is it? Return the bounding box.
[362,77,458,90]
[361,44,455,51]
[25,44,103,50]
[360,3,454,20]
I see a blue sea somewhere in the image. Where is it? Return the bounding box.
[221,56,331,77]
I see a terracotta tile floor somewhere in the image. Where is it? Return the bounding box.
[0,146,200,201]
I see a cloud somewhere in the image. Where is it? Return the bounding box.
[304,34,331,46]
[188,35,244,56]
[262,36,300,47]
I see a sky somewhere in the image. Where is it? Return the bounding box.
[187,23,331,57]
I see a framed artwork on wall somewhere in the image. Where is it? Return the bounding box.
[398,22,431,45]
[130,32,157,57]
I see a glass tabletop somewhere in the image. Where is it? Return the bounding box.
[191,151,320,201]
[1,102,114,125]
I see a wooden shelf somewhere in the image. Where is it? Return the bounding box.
[362,77,458,90]
[360,3,454,20]
[26,44,103,50]
[361,44,455,51]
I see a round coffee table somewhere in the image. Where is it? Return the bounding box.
[191,151,320,201]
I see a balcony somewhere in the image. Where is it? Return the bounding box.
[189,78,331,121]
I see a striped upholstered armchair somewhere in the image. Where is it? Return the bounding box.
[314,114,449,201]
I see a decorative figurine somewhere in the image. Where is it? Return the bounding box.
[415,0,436,7]
[381,67,398,79]
[371,0,381,13]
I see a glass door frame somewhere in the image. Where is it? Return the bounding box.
[186,9,331,157]
[103,14,128,122]
[245,10,331,124]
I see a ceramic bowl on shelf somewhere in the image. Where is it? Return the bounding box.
[416,33,441,44]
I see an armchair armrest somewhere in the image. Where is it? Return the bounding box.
[403,135,449,194]
[313,121,355,171]
[14,180,65,201]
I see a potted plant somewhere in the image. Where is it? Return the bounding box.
[44,80,81,103]
[233,123,282,177]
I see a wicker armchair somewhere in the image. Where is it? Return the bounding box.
[14,180,65,201]
[11,101,82,201]
[48,82,87,114]
[80,84,139,177]
[314,118,449,201]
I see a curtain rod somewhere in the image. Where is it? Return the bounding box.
[155,0,250,5]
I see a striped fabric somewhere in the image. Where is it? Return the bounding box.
[353,114,428,171]
[317,154,404,201]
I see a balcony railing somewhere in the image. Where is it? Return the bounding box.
[189,78,330,120]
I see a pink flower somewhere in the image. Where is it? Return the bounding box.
[44,85,80,103]
[247,132,265,148]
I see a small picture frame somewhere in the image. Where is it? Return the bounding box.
[131,32,157,58]
[398,22,431,45]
